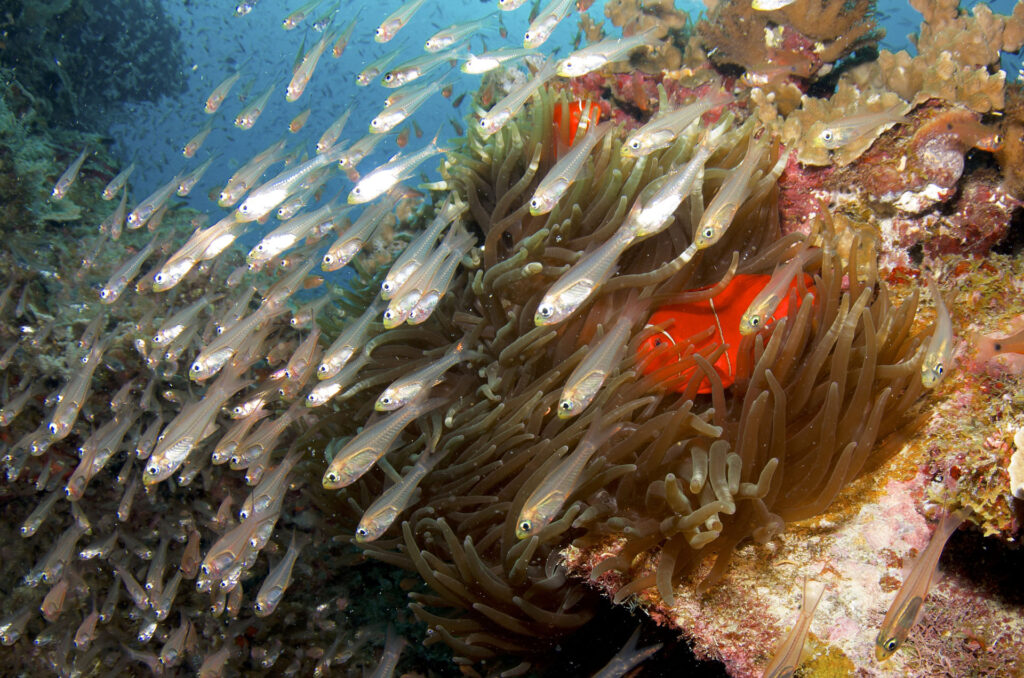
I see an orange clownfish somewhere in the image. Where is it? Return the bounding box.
[552,100,602,151]
[637,273,813,394]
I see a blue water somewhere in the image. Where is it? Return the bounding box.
[104,0,1020,228]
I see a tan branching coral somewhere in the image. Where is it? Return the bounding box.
[911,0,1024,67]
[603,0,687,73]
[697,0,880,89]
[783,81,908,167]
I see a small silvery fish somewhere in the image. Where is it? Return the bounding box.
[234,81,277,130]
[348,139,447,204]
[691,136,766,251]
[921,275,953,388]
[515,418,622,538]
[739,247,820,335]
[355,451,439,541]
[752,0,798,9]
[204,71,242,114]
[875,509,968,661]
[478,57,559,137]
[52,148,89,199]
[102,162,135,200]
[375,0,428,42]
[287,29,332,102]
[762,578,826,677]
[322,397,443,489]
[425,13,495,52]
[809,104,907,150]
[381,193,466,298]
[529,118,611,215]
[622,88,733,158]
[535,227,635,326]
[557,296,644,419]
[523,0,574,48]
[375,341,478,411]
[462,47,532,74]
[357,48,401,86]
[253,531,308,616]
[556,28,660,78]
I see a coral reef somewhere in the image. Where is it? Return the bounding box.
[0,0,187,127]
[1,0,1024,676]
[697,0,881,98]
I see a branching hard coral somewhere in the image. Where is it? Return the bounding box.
[603,0,687,73]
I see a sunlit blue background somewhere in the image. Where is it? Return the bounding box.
[105,0,1021,227]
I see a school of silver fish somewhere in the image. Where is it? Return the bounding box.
[1,0,965,675]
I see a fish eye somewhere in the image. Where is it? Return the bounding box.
[200,564,210,575]
[384,73,394,82]
[326,472,339,483]
[355,528,368,537]
[381,281,394,293]
[538,304,553,318]
[380,396,392,405]
[702,226,714,239]
[935,364,944,375]
[146,464,159,476]
[630,140,640,150]
[559,400,572,411]
[47,422,59,435]
[519,520,531,533]
[530,198,540,209]
[821,129,834,142]
[750,316,760,327]
[322,254,335,265]
[884,638,898,652]
[154,273,165,284]
[524,31,534,42]
[189,362,201,373]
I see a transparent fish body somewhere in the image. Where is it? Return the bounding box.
[921,276,953,388]
[478,58,558,137]
[530,119,610,215]
[535,227,635,325]
[348,141,446,204]
[322,398,441,489]
[556,28,660,77]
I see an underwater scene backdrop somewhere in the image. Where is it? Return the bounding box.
[1,0,1023,675]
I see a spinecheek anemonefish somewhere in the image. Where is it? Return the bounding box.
[636,273,814,394]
